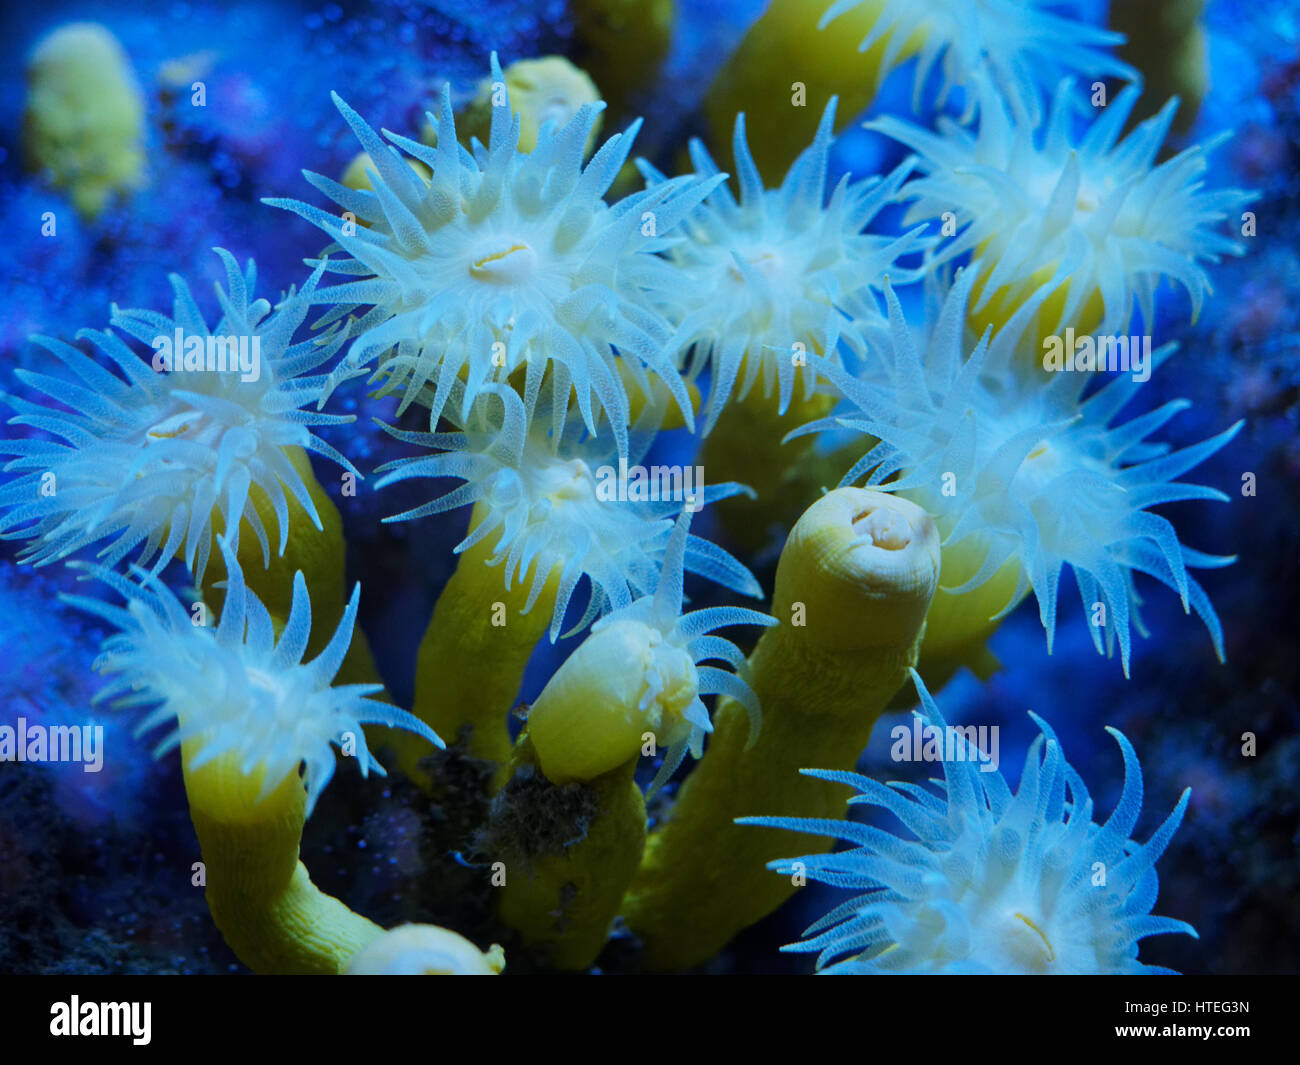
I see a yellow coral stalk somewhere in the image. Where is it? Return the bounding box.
[571,0,674,120]
[1114,0,1208,137]
[702,389,837,555]
[494,733,645,971]
[494,510,769,968]
[65,538,442,974]
[622,488,940,969]
[906,532,1023,687]
[390,501,559,777]
[184,748,383,974]
[702,0,913,178]
[204,445,384,691]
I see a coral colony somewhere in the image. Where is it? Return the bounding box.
[2,0,1266,977]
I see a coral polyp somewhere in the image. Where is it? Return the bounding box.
[267,53,717,459]
[743,671,1196,974]
[374,382,760,640]
[527,510,776,789]
[64,536,440,817]
[812,269,1241,674]
[871,78,1256,336]
[819,0,1137,121]
[0,250,356,582]
[640,99,927,429]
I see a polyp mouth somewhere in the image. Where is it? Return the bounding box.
[851,504,912,551]
[470,242,538,284]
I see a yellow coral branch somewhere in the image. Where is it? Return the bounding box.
[183,745,381,975]
[700,387,837,555]
[621,488,940,969]
[391,501,559,779]
[202,446,384,691]
[702,0,916,178]
[495,732,645,971]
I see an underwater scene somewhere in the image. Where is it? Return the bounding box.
[0,0,1296,985]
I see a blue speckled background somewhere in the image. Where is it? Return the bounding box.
[0,0,1296,974]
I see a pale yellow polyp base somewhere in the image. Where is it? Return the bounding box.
[345,924,504,975]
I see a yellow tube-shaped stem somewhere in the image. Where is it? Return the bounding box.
[621,488,940,970]
[571,0,674,120]
[902,513,1028,691]
[203,446,384,691]
[182,744,381,975]
[1114,0,1207,137]
[494,732,646,971]
[700,387,838,556]
[392,501,559,779]
[703,0,920,178]
[968,259,1107,379]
